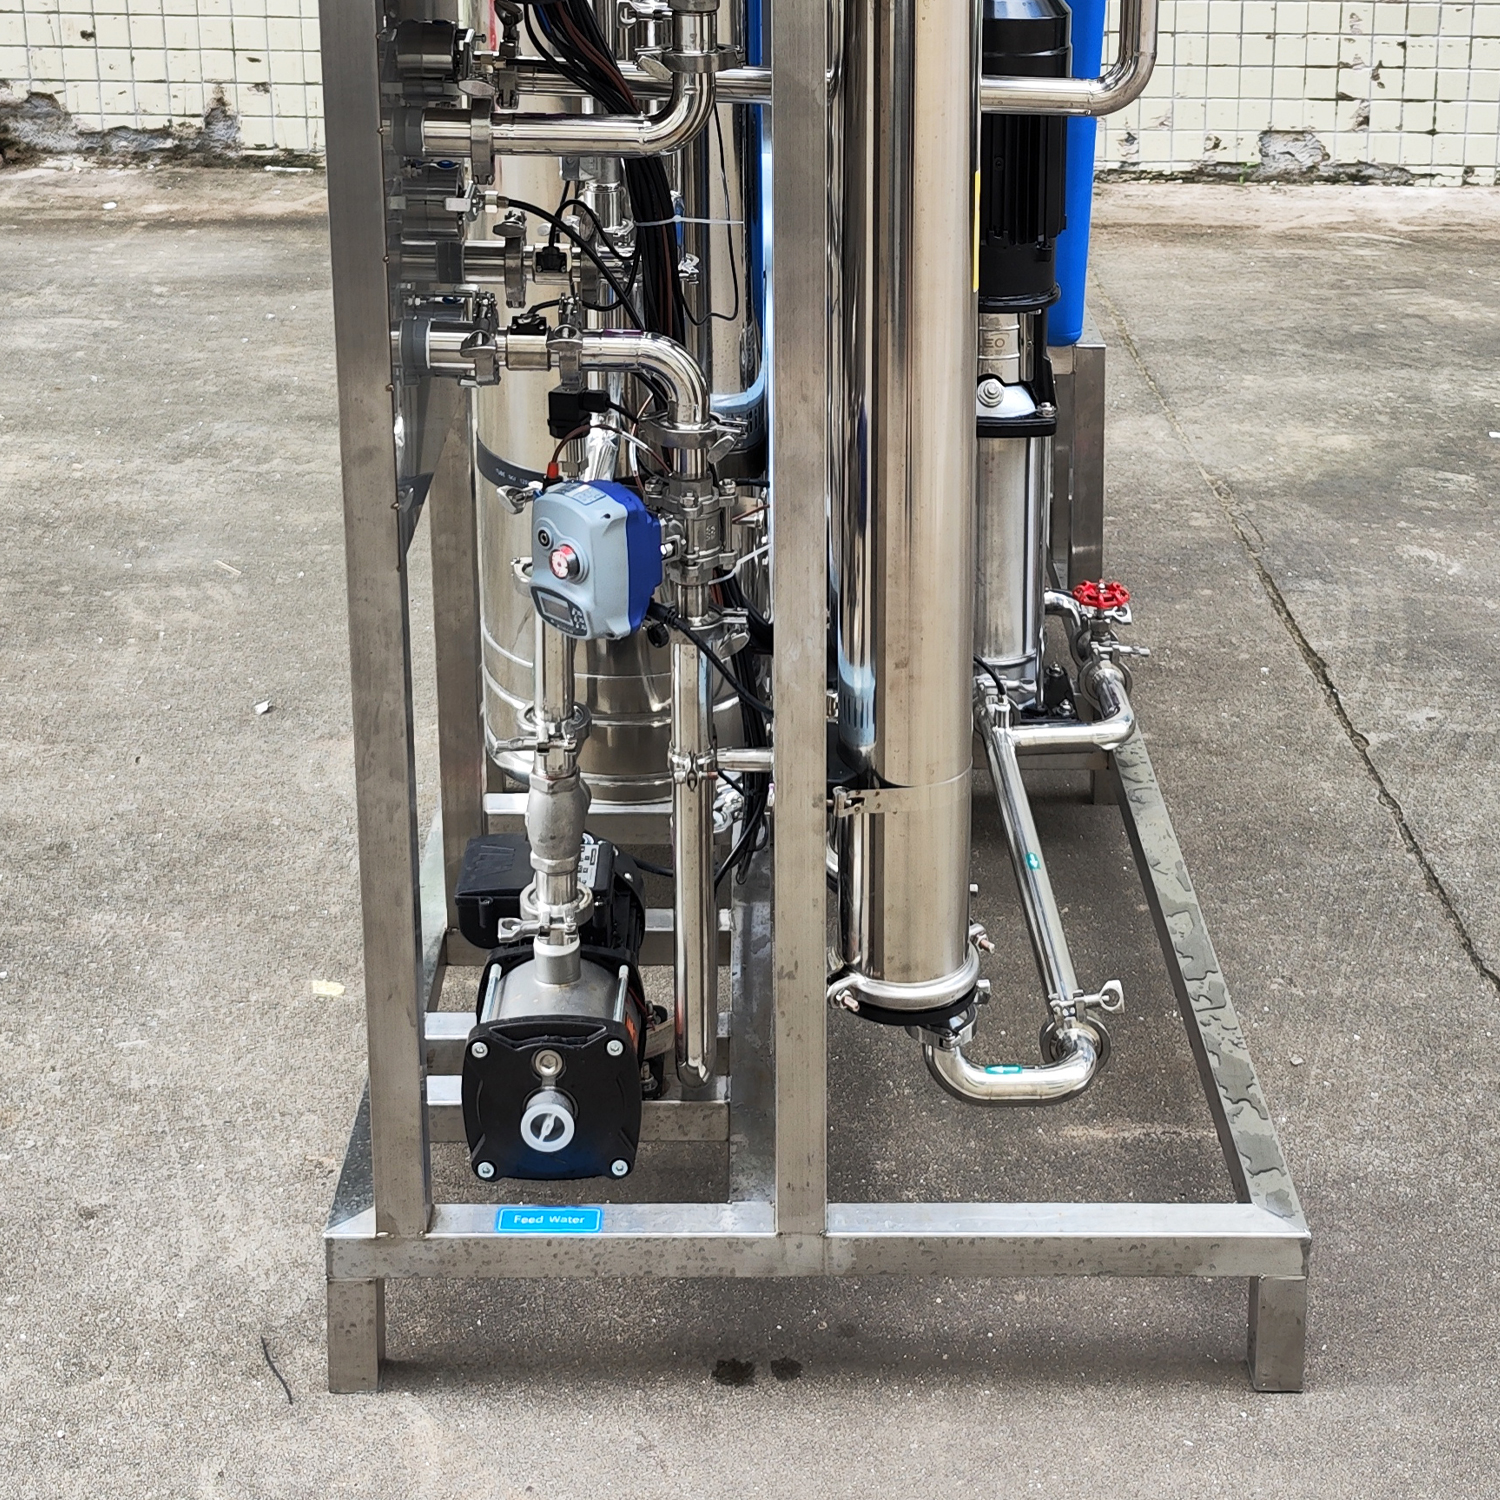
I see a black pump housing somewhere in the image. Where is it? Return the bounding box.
[979,0,1071,312]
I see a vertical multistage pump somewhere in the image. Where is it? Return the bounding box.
[831,0,983,1018]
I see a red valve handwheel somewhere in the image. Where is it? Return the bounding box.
[1072,579,1130,610]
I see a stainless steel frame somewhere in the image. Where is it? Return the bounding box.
[321,0,1307,1394]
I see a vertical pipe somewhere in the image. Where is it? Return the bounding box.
[976,695,1080,1006]
[672,639,717,1088]
[681,128,714,376]
[834,0,979,1006]
[526,619,589,965]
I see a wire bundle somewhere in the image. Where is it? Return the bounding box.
[523,0,685,341]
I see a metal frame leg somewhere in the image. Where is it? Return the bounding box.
[327,1277,385,1394]
[1249,1275,1308,1392]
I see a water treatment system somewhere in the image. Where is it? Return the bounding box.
[321,0,1310,1389]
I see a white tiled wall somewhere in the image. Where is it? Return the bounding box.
[0,0,324,154]
[1,0,1497,180]
[1099,0,1500,182]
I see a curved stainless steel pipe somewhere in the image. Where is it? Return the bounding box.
[417,327,708,436]
[417,326,711,440]
[925,689,1117,1106]
[557,331,712,431]
[513,60,773,106]
[419,12,718,158]
[981,0,1157,116]
[1007,657,1135,752]
[489,69,714,157]
[924,1020,1104,1105]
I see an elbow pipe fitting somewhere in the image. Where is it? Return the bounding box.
[979,659,1135,754]
[400,321,712,439]
[923,1017,1107,1105]
[416,11,718,161]
[981,0,1157,116]
[488,69,715,158]
[556,329,711,431]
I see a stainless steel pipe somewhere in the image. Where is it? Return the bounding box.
[924,1019,1104,1104]
[832,0,979,1010]
[980,0,1157,115]
[418,326,712,437]
[513,60,773,105]
[919,688,1114,1106]
[419,13,719,158]
[976,691,1082,1009]
[671,641,717,1089]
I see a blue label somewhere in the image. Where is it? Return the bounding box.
[495,1206,603,1234]
[984,1064,1025,1076]
[1024,851,1041,871]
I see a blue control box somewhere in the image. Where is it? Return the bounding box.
[529,480,663,641]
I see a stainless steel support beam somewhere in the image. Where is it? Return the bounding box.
[327,1199,1307,1281]
[322,0,431,1245]
[769,0,829,1240]
[1048,315,1107,588]
[1111,734,1307,1227]
[327,1276,384,1394]
[429,403,487,938]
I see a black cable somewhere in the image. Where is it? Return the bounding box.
[721,574,773,653]
[527,0,685,340]
[715,796,765,888]
[500,196,647,331]
[974,655,1009,696]
[711,108,741,325]
[631,856,674,879]
[680,107,743,331]
[647,603,773,721]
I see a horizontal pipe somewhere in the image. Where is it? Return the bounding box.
[495,12,716,154]
[924,1021,1102,1105]
[414,325,711,433]
[981,0,1156,116]
[489,70,715,156]
[1006,658,1135,752]
[514,59,773,106]
[716,746,774,774]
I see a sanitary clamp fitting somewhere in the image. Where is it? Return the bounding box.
[546,325,585,391]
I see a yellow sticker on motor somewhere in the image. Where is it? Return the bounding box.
[973,170,981,292]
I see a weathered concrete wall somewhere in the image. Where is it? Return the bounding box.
[0,0,1498,182]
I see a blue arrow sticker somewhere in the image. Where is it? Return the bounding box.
[984,1064,1025,1075]
[495,1206,603,1234]
[1025,851,1041,871]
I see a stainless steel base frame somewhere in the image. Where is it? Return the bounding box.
[325,734,1309,1393]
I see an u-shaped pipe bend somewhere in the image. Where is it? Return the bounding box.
[923,1018,1106,1106]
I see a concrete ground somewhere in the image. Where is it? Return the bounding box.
[1,167,1498,1496]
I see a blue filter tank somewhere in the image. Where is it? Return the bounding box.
[1049,0,1107,345]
